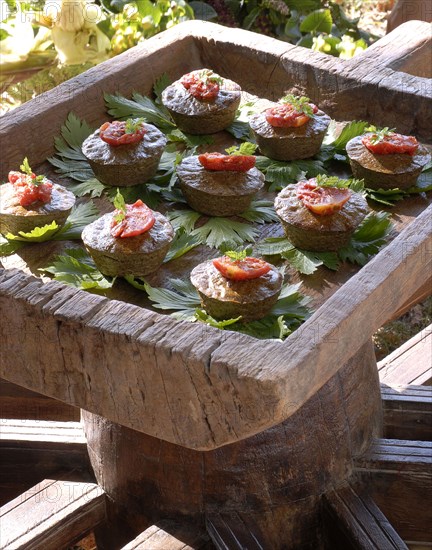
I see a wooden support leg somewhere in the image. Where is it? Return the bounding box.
[83,341,382,549]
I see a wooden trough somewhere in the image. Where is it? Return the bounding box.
[1,20,431,549]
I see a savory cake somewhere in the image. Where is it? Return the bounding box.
[82,198,174,277]
[346,131,430,190]
[0,160,75,235]
[249,94,331,161]
[191,253,283,322]
[161,69,241,134]
[82,119,166,187]
[274,178,369,252]
[176,153,264,217]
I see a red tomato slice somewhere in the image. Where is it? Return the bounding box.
[297,180,351,216]
[100,121,146,147]
[362,133,418,155]
[110,199,156,238]
[213,256,271,281]
[198,152,256,172]
[265,103,318,128]
[181,72,219,102]
[8,171,52,207]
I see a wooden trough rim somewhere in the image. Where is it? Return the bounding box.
[1,21,431,450]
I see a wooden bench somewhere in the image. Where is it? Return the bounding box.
[120,520,211,550]
[378,325,432,386]
[0,479,106,550]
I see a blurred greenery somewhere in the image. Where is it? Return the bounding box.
[0,0,379,112]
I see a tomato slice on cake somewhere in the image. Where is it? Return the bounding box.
[110,199,155,238]
[297,180,351,216]
[198,152,256,172]
[362,132,418,155]
[213,256,271,281]
[100,120,146,147]
[265,103,318,128]
[181,70,220,102]
[8,170,53,207]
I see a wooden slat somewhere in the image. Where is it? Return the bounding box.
[323,483,408,549]
[0,479,106,549]
[378,325,432,386]
[382,384,432,441]
[355,439,432,543]
[120,519,211,549]
[0,420,93,506]
[206,512,266,550]
[0,378,80,421]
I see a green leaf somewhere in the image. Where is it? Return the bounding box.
[271,282,312,318]
[190,1,218,20]
[166,128,214,148]
[153,73,171,104]
[48,113,95,182]
[243,6,261,29]
[338,211,393,265]
[300,9,332,34]
[164,231,200,263]
[5,221,61,243]
[225,249,247,261]
[192,217,259,249]
[40,249,114,290]
[255,237,295,256]
[131,277,200,321]
[66,178,107,198]
[226,142,257,156]
[225,120,252,141]
[282,248,324,275]
[167,209,201,233]
[286,0,321,11]
[104,92,175,132]
[315,174,364,192]
[329,120,369,151]
[0,235,25,256]
[195,308,241,328]
[239,200,279,224]
[54,202,100,240]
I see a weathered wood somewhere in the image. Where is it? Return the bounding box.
[0,479,106,549]
[378,325,432,386]
[387,278,432,322]
[382,384,432,441]
[0,420,93,506]
[0,378,80,421]
[82,342,380,548]
[355,439,432,542]
[120,520,211,550]
[322,483,408,549]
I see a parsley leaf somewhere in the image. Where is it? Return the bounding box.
[153,73,171,104]
[338,211,393,265]
[20,157,32,175]
[315,174,364,192]
[192,217,259,249]
[239,200,279,224]
[112,189,126,223]
[225,249,247,261]
[225,142,257,156]
[163,230,200,263]
[104,92,175,132]
[168,209,201,233]
[124,117,145,134]
[280,94,314,117]
[367,126,395,144]
[66,178,106,198]
[324,120,369,151]
[40,249,114,290]
[195,309,242,328]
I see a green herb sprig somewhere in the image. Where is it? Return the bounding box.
[112,189,127,223]
[367,126,395,145]
[225,250,247,261]
[19,157,47,186]
[225,142,257,156]
[198,69,223,86]
[315,174,364,192]
[124,117,145,134]
[280,94,315,117]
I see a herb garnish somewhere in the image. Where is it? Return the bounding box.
[315,174,364,192]
[225,249,247,261]
[368,126,395,145]
[124,117,145,134]
[19,157,46,186]
[225,142,257,156]
[198,69,223,85]
[112,189,127,223]
[280,94,315,117]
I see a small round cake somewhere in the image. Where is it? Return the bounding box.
[275,179,369,252]
[346,133,430,190]
[0,167,75,235]
[82,120,166,187]
[249,95,331,161]
[82,202,174,277]
[191,256,283,322]
[176,155,264,217]
[161,69,241,135]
